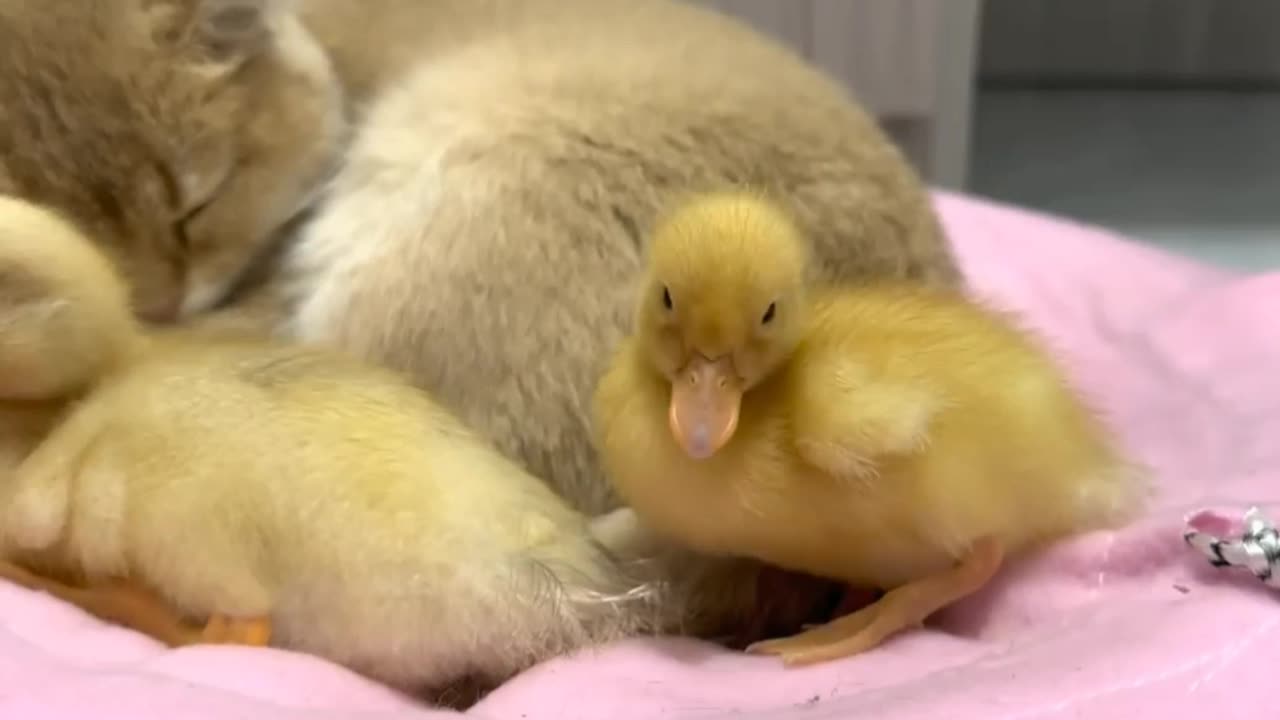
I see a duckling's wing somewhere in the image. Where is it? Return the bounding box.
[5,401,109,551]
[788,356,940,482]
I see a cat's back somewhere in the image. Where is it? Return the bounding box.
[322,0,952,290]
[289,0,956,517]
[362,0,877,145]
[302,0,831,107]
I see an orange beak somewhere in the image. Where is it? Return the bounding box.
[668,355,742,459]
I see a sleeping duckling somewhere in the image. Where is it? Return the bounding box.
[0,196,653,696]
[593,191,1148,666]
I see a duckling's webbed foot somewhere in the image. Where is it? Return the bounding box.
[0,561,204,646]
[201,613,272,646]
[747,536,1003,666]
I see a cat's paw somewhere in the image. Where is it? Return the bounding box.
[0,195,85,305]
[0,196,138,398]
[0,262,67,340]
[0,243,77,398]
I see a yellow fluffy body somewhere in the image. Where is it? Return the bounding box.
[0,197,650,696]
[596,191,1148,596]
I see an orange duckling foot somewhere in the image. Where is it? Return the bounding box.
[201,613,272,646]
[747,537,1004,666]
[0,561,203,646]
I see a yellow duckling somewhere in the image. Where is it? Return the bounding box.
[593,191,1147,666]
[0,196,652,698]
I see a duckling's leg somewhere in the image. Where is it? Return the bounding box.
[747,537,1003,666]
[200,613,272,646]
[0,561,203,646]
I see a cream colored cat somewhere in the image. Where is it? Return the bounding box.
[0,0,960,640]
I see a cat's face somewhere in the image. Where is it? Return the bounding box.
[0,0,345,321]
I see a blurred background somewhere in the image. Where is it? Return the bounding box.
[689,0,1280,270]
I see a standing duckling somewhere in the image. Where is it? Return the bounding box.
[593,191,1148,666]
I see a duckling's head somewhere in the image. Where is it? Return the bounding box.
[636,191,809,459]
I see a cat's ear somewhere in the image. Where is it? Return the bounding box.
[147,0,281,67]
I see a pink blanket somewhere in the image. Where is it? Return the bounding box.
[3,192,1276,719]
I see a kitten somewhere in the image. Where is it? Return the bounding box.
[0,0,345,322]
[0,0,959,640]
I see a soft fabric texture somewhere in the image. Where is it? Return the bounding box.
[2,191,1275,719]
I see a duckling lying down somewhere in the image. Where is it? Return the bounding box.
[594,192,1148,665]
[0,196,655,697]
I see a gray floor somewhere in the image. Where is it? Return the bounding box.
[969,89,1280,271]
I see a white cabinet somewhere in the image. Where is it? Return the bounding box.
[687,0,983,189]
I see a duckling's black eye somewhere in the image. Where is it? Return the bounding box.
[662,286,673,310]
[761,302,776,325]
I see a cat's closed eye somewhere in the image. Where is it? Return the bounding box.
[174,189,224,252]
[179,165,232,218]
[161,159,232,253]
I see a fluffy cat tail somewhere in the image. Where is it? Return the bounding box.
[0,197,146,399]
